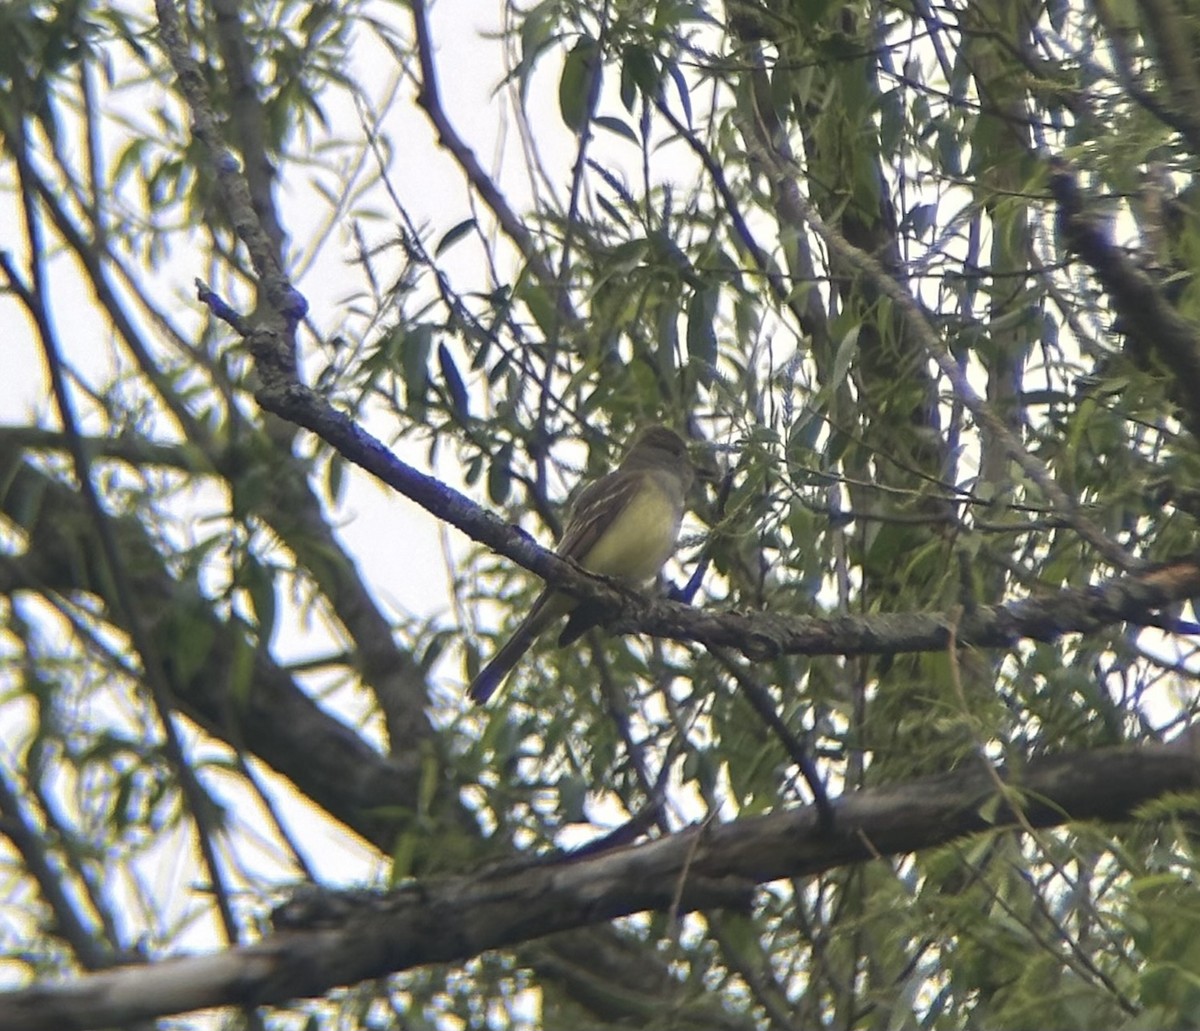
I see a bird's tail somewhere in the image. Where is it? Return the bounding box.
[467,593,558,704]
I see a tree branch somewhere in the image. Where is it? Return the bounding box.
[1135,0,1200,157]
[154,0,303,384]
[1050,158,1200,439]
[0,457,423,852]
[5,734,1198,1031]
[8,422,1197,684]
[408,0,566,304]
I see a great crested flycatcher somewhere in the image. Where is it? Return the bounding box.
[468,425,693,704]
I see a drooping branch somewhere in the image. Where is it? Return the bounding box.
[736,122,1136,573]
[408,0,568,309]
[1135,0,1200,157]
[1050,159,1200,439]
[4,734,1198,1031]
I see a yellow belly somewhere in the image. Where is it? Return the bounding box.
[580,480,681,582]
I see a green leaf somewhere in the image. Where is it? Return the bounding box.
[437,341,470,419]
[519,0,559,97]
[111,136,147,188]
[402,323,433,408]
[325,452,346,506]
[620,43,658,111]
[559,35,600,133]
[434,217,476,257]
[239,553,277,643]
[464,451,484,487]
[229,630,256,708]
[420,631,449,676]
[594,115,638,144]
[655,297,679,377]
[686,284,718,384]
[829,323,860,390]
[558,775,588,822]
[663,56,692,127]
[391,825,418,881]
[879,86,904,156]
[488,441,513,505]
[517,277,557,336]
[795,0,839,27]
[596,194,629,229]
[159,599,217,685]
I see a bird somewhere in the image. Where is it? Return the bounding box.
[468,425,692,704]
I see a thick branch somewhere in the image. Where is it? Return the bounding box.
[623,556,1200,657]
[0,456,421,851]
[5,735,1198,1031]
[0,425,435,753]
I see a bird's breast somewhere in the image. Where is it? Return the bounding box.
[580,480,681,581]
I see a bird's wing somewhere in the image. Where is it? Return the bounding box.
[555,469,642,564]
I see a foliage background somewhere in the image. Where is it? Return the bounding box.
[3,0,1200,1027]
